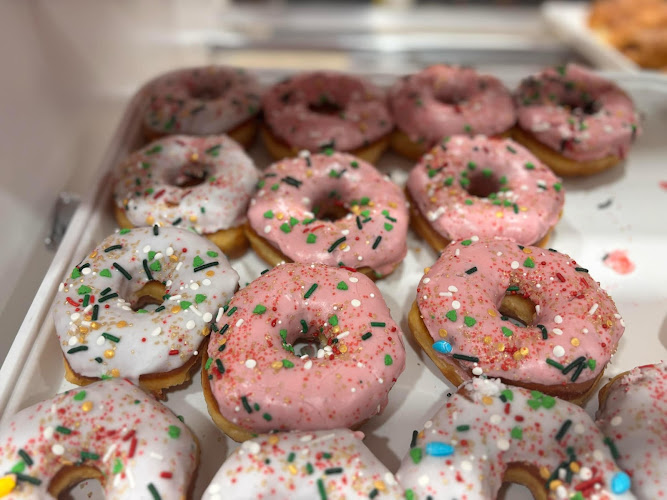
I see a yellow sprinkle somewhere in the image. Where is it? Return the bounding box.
[189,215,198,222]
[430,196,438,203]
[190,152,199,161]
[276,213,284,220]
[522,248,532,254]
[373,480,386,492]
[483,336,493,345]
[549,480,562,491]
[81,401,94,412]
[539,467,551,479]
[171,306,181,314]
[513,351,524,361]
[0,474,17,496]
[89,250,98,259]
[332,326,341,334]
[438,328,448,338]
[569,462,580,473]
[496,211,504,218]
[520,347,529,356]
[520,206,528,212]
[606,319,613,327]
[339,344,348,353]
[496,343,505,352]
[340,243,348,250]
[388,202,397,208]
[306,170,313,178]
[268,435,280,445]
[104,349,115,359]
[110,369,120,378]
[288,464,298,475]
[351,206,361,215]
[368,201,375,207]
[78,326,89,334]
[482,396,493,405]
[423,267,430,273]
[271,361,282,370]
[90,322,100,330]
[487,309,497,317]
[146,215,155,225]
[116,321,128,328]
[571,338,580,347]
[206,270,215,277]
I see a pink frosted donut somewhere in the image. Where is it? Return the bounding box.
[0,379,198,498]
[514,64,641,175]
[406,135,564,250]
[410,238,625,403]
[142,66,262,140]
[389,65,516,151]
[202,262,406,442]
[397,377,635,500]
[246,151,408,278]
[261,71,393,160]
[596,362,667,498]
[203,429,403,499]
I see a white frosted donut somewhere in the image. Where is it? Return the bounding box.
[0,379,198,498]
[113,135,259,236]
[142,65,262,137]
[397,377,635,500]
[202,429,403,500]
[52,226,239,392]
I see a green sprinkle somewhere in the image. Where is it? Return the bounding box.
[464,316,476,327]
[587,359,597,370]
[329,315,339,326]
[102,332,120,343]
[168,425,181,438]
[465,266,478,274]
[370,322,386,327]
[104,244,123,253]
[464,199,474,205]
[445,310,458,322]
[383,354,393,366]
[73,390,86,401]
[362,332,372,340]
[77,285,91,295]
[506,145,517,154]
[71,268,81,279]
[410,447,422,464]
[604,436,620,459]
[336,281,348,290]
[523,257,535,268]
[263,210,274,219]
[427,168,438,178]
[15,474,41,486]
[501,326,514,337]
[226,306,237,316]
[461,239,472,246]
[67,346,88,354]
[304,283,318,299]
[215,359,225,374]
[328,236,346,252]
[241,396,252,413]
[300,319,308,333]
[195,294,207,304]
[306,233,317,244]
[96,268,111,278]
[206,144,221,157]
[464,124,472,133]
[511,427,523,439]
[262,413,272,421]
[147,483,161,500]
[575,267,589,272]
[405,490,415,500]
[193,256,205,267]
[444,177,454,186]
[459,177,470,188]
[553,182,562,192]
[180,301,192,310]
[204,358,213,370]
[501,389,514,401]
[11,462,25,474]
[499,175,507,185]
[482,168,493,178]
[80,451,100,461]
[253,304,267,314]
[555,419,572,442]
[467,161,477,170]
[56,426,72,435]
[384,222,394,231]
[317,478,327,500]
[280,223,291,233]
[289,216,299,227]
[525,162,535,170]
[119,228,131,234]
[282,359,294,368]
[149,260,161,272]
[372,236,382,249]
[456,425,470,432]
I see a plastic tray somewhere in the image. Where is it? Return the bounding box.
[1,69,666,498]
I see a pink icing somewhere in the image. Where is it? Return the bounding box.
[596,362,667,499]
[247,151,408,276]
[142,66,262,136]
[114,135,259,234]
[407,135,564,245]
[262,71,393,151]
[203,429,403,499]
[516,64,641,162]
[397,377,635,500]
[389,65,516,147]
[416,238,625,386]
[205,262,406,434]
[0,379,198,499]
[603,250,635,275]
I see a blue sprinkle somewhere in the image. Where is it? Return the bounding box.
[425,441,455,457]
[432,340,452,354]
[611,471,631,494]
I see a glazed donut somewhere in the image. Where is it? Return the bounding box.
[142,65,262,148]
[408,238,625,404]
[596,362,667,498]
[389,65,516,160]
[0,379,198,498]
[514,64,641,176]
[202,429,403,499]
[245,151,408,279]
[406,135,564,253]
[396,377,634,500]
[53,226,239,398]
[202,262,406,442]
[261,71,393,163]
[113,134,259,258]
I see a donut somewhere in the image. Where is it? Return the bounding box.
[261,71,393,163]
[113,134,259,258]
[596,362,667,498]
[0,379,198,498]
[245,151,408,279]
[389,65,516,160]
[142,65,262,148]
[201,262,406,442]
[396,377,635,500]
[408,238,625,404]
[53,226,239,398]
[406,135,564,253]
[202,429,403,499]
[513,64,641,177]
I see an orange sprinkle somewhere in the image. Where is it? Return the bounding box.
[206,270,215,277]
[104,349,115,359]
[539,467,551,479]
[496,343,505,352]
[388,202,398,208]
[268,435,280,445]
[487,309,497,317]
[146,215,155,225]
[276,213,284,220]
[170,255,179,262]
[90,322,100,330]
[438,328,448,338]
[374,480,386,492]
[271,361,282,370]
[189,215,198,222]
[89,250,98,259]
[116,321,128,328]
[78,326,89,334]
[171,306,181,314]
[522,248,533,254]
[339,344,348,353]
[571,338,580,347]
[482,396,494,405]
[484,335,493,344]
[190,152,199,161]
[81,401,93,412]
[110,368,120,377]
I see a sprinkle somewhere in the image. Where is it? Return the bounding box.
[465,266,477,274]
[102,333,120,343]
[523,257,535,268]
[384,354,393,365]
[575,267,589,272]
[98,293,118,303]
[304,284,318,299]
[372,236,382,249]
[362,332,373,340]
[282,176,302,188]
[452,354,479,363]
[194,261,219,272]
[241,396,252,413]
[328,237,347,252]
[226,306,237,317]
[67,346,88,354]
[501,326,513,337]
[588,303,598,315]
[215,359,225,374]
[317,478,327,500]
[611,471,631,494]
[432,340,452,354]
[561,357,585,375]
[351,299,361,307]
[148,483,161,500]
[253,304,267,314]
[56,425,72,435]
[553,345,565,358]
[425,441,455,457]
[555,420,572,441]
[546,358,564,370]
[245,359,257,369]
[300,319,308,333]
[464,316,476,327]
[325,467,343,475]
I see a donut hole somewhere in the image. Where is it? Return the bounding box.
[130,280,167,312]
[189,85,223,101]
[167,162,210,189]
[562,97,602,115]
[292,337,322,358]
[434,91,467,107]
[465,172,502,199]
[308,95,343,116]
[499,294,537,327]
[313,200,350,222]
[48,465,104,498]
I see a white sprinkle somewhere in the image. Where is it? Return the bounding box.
[574,423,585,434]
[216,307,224,322]
[176,262,182,271]
[471,235,479,242]
[300,434,314,442]
[190,283,199,290]
[553,345,565,357]
[378,378,384,384]
[384,473,397,486]
[423,278,430,284]
[351,387,356,392]
[351,299,361,307]
[245,359,257,369]
[311,433,335,444]
[554,315,563,324]
[424,420,433,429]
[186,320,196,330]
[461,460,473,471]
[511,261,520,269]
[43,426,54,439]
[52,444,65,456]
[70,312,80,321]
[143,245,151,253]
[418,475,430,487]
[593,450,604,461]
[203,278,211,286]
[304,360,313,370]
[535,305,541,314]
[264,225,272,234]
[472,367,483,376]
[611,416,623,426]
[337,331,350,340]
[102,443,118,463]
[582,328,589,334]
[154,252,163,260]
[234,319,244,328]
[439,292,452,297]
[448,285,458,292]
[370,293,375,298]
[96,336,105,346]
[166,246,174,256]
[579,467,593,480]
[497,252,503,256]
[553,328,563,336]
[357,256,363,261]
[556,485,568,499]
[189,306,202,317]
[317,349,325,358]
[455,249,460,256]
[203,312,213,322]
[452,300,461,310]
[496,439,510,451]
[341,229,350,236]
[82,267,91,275]
[58,283,65,292]
[349,277,358,283]
[490,414,502,424]
[121,305,132,311]
[588,303,599,315]
[68,336,78,346]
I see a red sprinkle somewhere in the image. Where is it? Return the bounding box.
[169,349,179,356]
[340,266,358,273]
[153,189,166,200]
[128,437,137,458]
[66,297,79,307]
[160,471,173,479]
[123,430,136,441]
[556,273,566,282]
[575,476,603,491]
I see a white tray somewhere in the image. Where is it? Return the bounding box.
[1,69,666,499]
[542,2,641,73]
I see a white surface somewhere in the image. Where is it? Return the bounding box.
[1,68,667,498]
[542,1,640,73]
